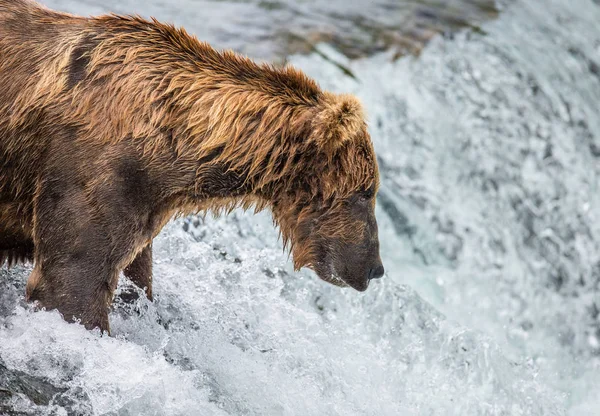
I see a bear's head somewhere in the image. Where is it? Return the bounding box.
[190,76,384,291]
[268,92,384,291]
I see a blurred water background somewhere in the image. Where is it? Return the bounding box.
[1,0,600,414]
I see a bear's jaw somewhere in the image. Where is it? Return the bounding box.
[324,273,349,288]
[310,261,350,289]
[322,272,370,292]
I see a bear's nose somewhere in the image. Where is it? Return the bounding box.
[368,265,385,280]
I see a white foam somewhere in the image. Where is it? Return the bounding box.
[2,0,600,414]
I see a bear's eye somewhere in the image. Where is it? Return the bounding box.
[358,190,373,203]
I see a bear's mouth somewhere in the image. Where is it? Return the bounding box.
[310,244,375,292]
[322,272,369,292]
[321,272,349,288]
[311,261,352,289]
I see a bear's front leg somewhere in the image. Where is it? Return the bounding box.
[26,257,116,332]
[26,171,145,333]
[26,209,122,333]
[123,243,153,301]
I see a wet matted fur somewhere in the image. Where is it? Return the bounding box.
[0,0,383,333]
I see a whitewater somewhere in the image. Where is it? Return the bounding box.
[1,0,600,414]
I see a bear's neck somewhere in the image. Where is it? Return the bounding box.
[149,69,318,211]
[162,134,278,213]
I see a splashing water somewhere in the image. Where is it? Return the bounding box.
[2,0,600,414]
[40,0,498,60]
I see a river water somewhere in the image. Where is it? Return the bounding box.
[1,0,600,415]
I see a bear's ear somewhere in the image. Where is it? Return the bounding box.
[312,93,365,152]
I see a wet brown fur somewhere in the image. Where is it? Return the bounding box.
[0,0,380,333]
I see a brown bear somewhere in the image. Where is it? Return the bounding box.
[0,0,384,333]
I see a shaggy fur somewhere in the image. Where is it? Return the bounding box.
[0,0,383,333]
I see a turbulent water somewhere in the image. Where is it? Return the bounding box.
[2,0,600,415]
[41,0,498,60]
